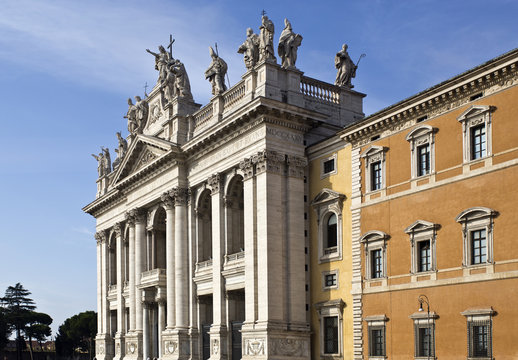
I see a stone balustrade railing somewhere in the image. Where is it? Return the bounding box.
[301,76,340,105]
[223,80,246,111]
[141,268,166,281]
[224,251,245,264]
[193,103,214,131]
[195,259,213,272]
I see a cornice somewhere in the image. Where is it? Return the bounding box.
[340,49,518,147]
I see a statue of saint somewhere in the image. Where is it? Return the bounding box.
[334,44,356,88]
[134,96,149,132]
[146,46,171,84]
[102,147,112,175]
[91,151,105,177]
[113,132,128,169]
[277,19,303,69]
[125,98,139,135]
[170,59,193,99]
[259,15,276,62]
[205,46,228,95]
[238,28,260,69]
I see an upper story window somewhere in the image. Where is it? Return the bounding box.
[455,207,498,267]
[405,220,439,274]
[311,189,345,263]
[457,105,494,163]
[320,153,337,178]
[361,146,388,193]
[360,231,390,280]
[406,125,437,179]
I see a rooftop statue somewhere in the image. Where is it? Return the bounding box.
[238,28,260,70]
[259,15,276,62]
[134,96,149,131]
[278,18,302,69]
[205,46,228,95]
[170,59,193,100]
[112,132,128,169]
[146,46,171,84]
[334,44,356,88]
[92,147,111,178]
[125,98,138,135]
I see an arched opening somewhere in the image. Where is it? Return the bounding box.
[109,234,117,285]
[226,176,244,255]
[326,213,337,249]
[197,189,213,263]
[124,227,130,284]
[150,207,167,270]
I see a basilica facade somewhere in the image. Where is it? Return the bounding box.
[84,16,364,360]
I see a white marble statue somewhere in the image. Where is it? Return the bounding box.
[170,59,193,99]
[125,98,138,135]
[146,46,171,84]
[259,15,276,62]
[205,46,228,95]
[277,18,302,69]
[134,96,149,132]
[113,132,128,169]
[92,147,111,177]
[238,28,260,69]
[334,44,356,88]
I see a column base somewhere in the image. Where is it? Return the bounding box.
[161,328,191,360]
[209,325,227,360]
[95,334,114,360]
[113,333,125,360]
[123,331,143,360]
[241,323,310,360]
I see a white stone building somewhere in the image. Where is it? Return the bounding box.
[83,30,364,360]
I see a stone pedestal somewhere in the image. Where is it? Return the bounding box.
[241,327,310,360]
[161,329,191,360]
[113,333,125,360]
[95,334,114,360]
[124,332,143,360]
[209,325,227,360]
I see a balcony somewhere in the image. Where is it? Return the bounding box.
[223,251,245,291]
[140,268,166,288]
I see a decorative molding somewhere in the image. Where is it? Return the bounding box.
[239,157,255,180]
[161,192,175,210]
[244,338,265,356]
[171,187,189,206]
[95,231,106,244]
[270,338,308,357]
[286,155,307,178]
[113,222,123,237]
[254,149,285,174]
[208,173,221,194]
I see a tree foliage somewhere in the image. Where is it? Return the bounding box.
[0,308,9,351]
[55,311,97,357]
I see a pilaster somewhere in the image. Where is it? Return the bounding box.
[125,212,136,332]
[114,223,125,360]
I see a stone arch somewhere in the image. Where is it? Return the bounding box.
[225,174,244,255]
[197,189,213,262]
[150,206,167,269]
[108,231,117,286]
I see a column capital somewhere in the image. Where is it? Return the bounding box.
[170,187,189,206]
[95,230,107,244]
[125,211,136,226]
[239,157,255,180]
[208,173,221,194]
[254,149,285,175]
[161,192,175,210]
[113,222,123,237]
[286,154,307,178]
[126,208,146,225]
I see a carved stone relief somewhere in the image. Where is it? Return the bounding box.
[270,338,308,357]
[245,338,265,356]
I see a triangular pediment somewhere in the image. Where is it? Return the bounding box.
[110,134,177,185]
[457,105,491,121]
[311,188,346,207]
[404,220,438,234]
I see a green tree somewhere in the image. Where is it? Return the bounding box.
[55,311,97,359]
[0,308,10,351]
[1,283,36,360]
[25,312,52,355]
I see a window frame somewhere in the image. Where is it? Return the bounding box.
[406,125,437,179]
[315,299,345,358]
[409,311,438,359]
[455,207,498,268]
[364,315,388,359]
[361,146,388,194]
[461,307,495,360]
[320,153,338,179]
[322,269,339,291]
[405,220,439,275]
[360,231,390,281]
[311,189,346,264]
[457,105,494,163]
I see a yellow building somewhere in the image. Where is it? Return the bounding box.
[339,49,518,359]
[307,136,356,360]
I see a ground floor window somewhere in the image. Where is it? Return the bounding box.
[324,316,339,354]
[462,307,494,359]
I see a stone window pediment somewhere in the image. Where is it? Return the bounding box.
[361,146,388,193]
[457,105,494,163]
[405,220,439,274]
[361,231,390,280]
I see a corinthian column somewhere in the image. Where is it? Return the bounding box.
[125,212,136,332]
[173,187,189,329]
[134,209,147,333]
[114,223,125,360]
[161,193,176,330]
[95,231,105,335]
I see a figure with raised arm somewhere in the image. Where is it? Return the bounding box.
[146,45,171,84]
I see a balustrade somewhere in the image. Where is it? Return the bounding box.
[301,76,340,104]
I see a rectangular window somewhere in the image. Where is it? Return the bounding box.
[323,159,335,174]
[417,144,430,176]
[325,274,337,287]
[471,124,486,160]
[468,320,492,358]
[371,249,383,278]
[417,326,433,357]
[323,316,338,354]
[371,161,382,191]
[370,328,385,357]
[471,229,487,264]
[418,240,431,272]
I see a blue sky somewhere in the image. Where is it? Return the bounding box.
[0,0,517,337]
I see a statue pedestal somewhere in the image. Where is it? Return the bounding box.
[123,331,143,360]
[208,325,227,360]
[161,329,191,360]
[113,332,125,360]
[163,97,201,145]
[95,334,114,360]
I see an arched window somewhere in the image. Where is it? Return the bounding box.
[197,189,213,263]
[327,214,337,249]
[225,176,244,255]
